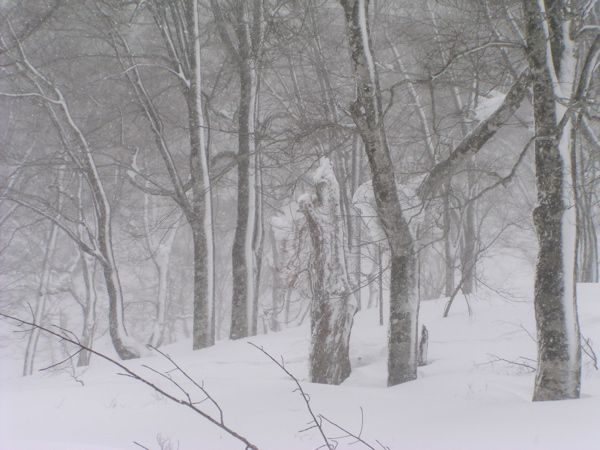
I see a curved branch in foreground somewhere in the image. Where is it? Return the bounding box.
[0,312,259,450]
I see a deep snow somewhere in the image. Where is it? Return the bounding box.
[1,256,599,450]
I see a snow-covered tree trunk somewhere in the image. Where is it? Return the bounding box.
[339,0,418,386]
[300,158,357,385]
[210,0,264,340]
[523,0,581,401]
[27,53,141,359]
[187,0,216,349]
[113,0,216,350]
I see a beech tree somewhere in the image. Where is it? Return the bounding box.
[210,0,266,339]
[100,0,217,349]
[339,0,419,386]
[521,0,595,401]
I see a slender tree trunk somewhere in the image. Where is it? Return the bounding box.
[76,251,98,367]
[23,221,60,376]
[146,216,179,348]
[76,174,97,367]
[339,0,418,386]
[269,227,283,332]
[187,0,216,348]
[442,182,454,297]
[575,125,598,282]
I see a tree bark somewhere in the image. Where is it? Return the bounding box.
[523,0,581,401]
[210,0,264,340]
[301,158,357,385]
[339,0,418,386]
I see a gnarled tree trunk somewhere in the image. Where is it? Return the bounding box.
[301,158,357,385]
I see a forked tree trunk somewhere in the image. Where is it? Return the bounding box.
[339,0,418,386]
[301,158,358,385]
[523,0,581,401]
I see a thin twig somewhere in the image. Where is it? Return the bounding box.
[320,407,377,450]
[0,312,259,450]
[249,342,332,449]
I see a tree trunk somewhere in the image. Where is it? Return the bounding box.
[301,158,357,385]
[187,0,216,349]
[575,127,598,282]
[76,251,98,367]
[269,227,283,332]
[442,182,455,297]
[23,221,60,376]
[523,0,581,401]
[77,174,98,367]
[339,0,418,386]
[218,0,265,340]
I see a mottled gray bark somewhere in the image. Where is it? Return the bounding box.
[339,0,418,386]
[523,0,581,401]
[210,0,264,340]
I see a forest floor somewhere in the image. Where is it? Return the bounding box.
[1,253,599,449]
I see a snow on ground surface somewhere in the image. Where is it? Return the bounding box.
[1,256,599,450]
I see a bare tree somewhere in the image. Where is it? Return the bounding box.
[338,0,419,386]
[0,21,142,360]
[210,0,265,339]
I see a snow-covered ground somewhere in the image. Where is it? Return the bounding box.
[1,258,599,449]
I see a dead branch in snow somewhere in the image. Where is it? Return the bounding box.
[0,312,259,450]
[249,342,384,450]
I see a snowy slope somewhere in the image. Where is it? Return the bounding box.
[1,263,599,449]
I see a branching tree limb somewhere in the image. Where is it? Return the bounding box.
[418,69,532,200]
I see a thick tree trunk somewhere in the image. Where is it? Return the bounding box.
[339,0,418,386]
[301,158,357,385]
[523,0,581,401]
